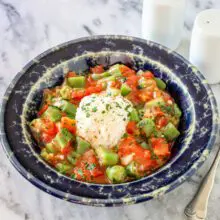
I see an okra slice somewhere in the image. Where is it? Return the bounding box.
[40,148,50,161]
[60,86,73,100]
[108,64,122,77]
[130,109,140,122]
[67,154,77,165]
[162,122,180,141]
[56,163,72,174]
[140,141,150,149]
[96,147,119,166]
[60,100,77,117]
[106,165,126,183]
[126,161,140,178]
[120,83,132,96]
[67,76,85,88]
[91,72,110,80]
[67,151,80,165]
[43,106,62,122]
[138,118,155,138]
[99,75,116,83]
[76,136,91,155]
[54,128,74,149]
[155,78,166,90]
[46,142,57,153]
[173,104,182,118]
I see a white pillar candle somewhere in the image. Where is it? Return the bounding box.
[142,0,186,50]
[190,9,220,84]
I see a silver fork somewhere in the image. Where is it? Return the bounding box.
[184,146,220,220]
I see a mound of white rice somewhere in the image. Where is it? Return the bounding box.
[75,94,133,149]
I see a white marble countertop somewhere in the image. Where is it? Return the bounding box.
[0,0,220,220]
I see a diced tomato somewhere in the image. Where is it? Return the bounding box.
[38,104,48,116]
[142,71,154,79]
[137,79,157,102]
[156,116,168,129]
[41,119,57,135]
[126,121,139,135]
[138,90,154,102]
[91,174,109,184]
[118,136,158,172]
[72,84,103,101]
[126,75,139,89]
[73,150,103,181]
[40,119,58,143]
[120,65,136,77]
[109,80,121,89]
[118,136,136,156]
[41,133,54,143]
[127,91,142,105]
[144,106,165,118]
[72,90,86,100]
[61,117,76,134]
[125,75,143,104]
[66,71,76,78]
[86,75,97,87]
[153,107,165,117]
[61,143,72,155]
[85,84,103,96]
[90,65,105,74]
[150,137,170,158]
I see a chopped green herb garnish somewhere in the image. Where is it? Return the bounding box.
[106,104,111,111]
[160,104,173,115]
[116,102,121,108]
[77,168,84,176]
[122,133,128,138]
[92,106,97,112]
[86,163,96,171]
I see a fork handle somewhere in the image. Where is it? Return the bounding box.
[185,147,220,220]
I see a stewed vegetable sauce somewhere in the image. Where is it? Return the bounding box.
[30,64,182,184]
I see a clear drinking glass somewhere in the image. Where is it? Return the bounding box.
[142,0,186,50]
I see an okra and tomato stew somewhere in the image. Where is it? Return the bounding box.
[30,64,182,184]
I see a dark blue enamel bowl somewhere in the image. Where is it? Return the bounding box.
[0,35,219,206]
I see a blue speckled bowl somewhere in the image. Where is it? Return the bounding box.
[0,35,219,206]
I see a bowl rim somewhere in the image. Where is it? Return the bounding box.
[0,35,219,206]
